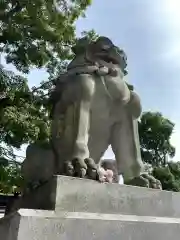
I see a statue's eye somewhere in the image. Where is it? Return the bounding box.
[102,45,111,51]
[105,44,111,49]
[101,49,108,53]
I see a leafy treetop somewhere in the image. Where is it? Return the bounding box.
[0,0,92,73]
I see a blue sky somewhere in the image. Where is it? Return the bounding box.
[2,0,180,161]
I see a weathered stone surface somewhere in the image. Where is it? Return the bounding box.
[1,209,180,240]
[0,214,9,239]
[48,36,144,181]
[9,175,180,218]
[21,36,161,189]
[22,143,54,184]
[1,176,180,239]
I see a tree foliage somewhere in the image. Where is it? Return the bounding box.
[0,0,93,193]
[0,0,92,73]
[139,112,175,167]
[0,64,50,148]
[0,64,50,193]
[152,162,180,192]
[0,162,23,194]
[138,112,180,192]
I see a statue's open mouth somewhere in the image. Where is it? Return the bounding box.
[103,56,119,64]
[96,52,119,64]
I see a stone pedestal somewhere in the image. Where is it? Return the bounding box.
[1,175,180,239]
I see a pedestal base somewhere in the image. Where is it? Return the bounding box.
[1,175,180,239]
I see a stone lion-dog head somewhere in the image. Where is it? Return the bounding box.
[71,36,128,76]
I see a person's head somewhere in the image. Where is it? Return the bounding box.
[100,160,119,183]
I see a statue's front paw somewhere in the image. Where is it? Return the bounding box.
[125,174,162,190]
[141,173,162,190]
[63,158,97,180]
[63,158,87,178]
[125,176,149,188]
[63,158,114,183]
[73,158,88,178]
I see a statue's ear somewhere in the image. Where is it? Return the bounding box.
[95,36,114,47]
[71,37,92,55]
[124,69,128,76]
[126,82,134,91]
[71,45,84,55]
[71,45,77,54]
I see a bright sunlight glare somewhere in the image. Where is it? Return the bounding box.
[163,0,180,26]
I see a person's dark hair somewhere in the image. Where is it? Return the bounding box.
[101,160,119,183]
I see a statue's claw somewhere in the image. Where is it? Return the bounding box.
[125,174,162,190]
[63,157,98,180]
[72,158,87,178]
[64,161,74,176]
[85,158,98,180]
[141,173,162,190]
[63,157,116,183]
[79,168,87,178]
[125,176,149,188]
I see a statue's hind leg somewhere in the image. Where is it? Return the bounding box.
[51,74,95,178]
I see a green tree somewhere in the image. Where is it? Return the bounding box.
[152,162,180,192]
[0,0,92,73]
[139,112,175,167]
[0,1,93,193]
[0,64,50,148]
[0,162,23,194]
[0,64,49,193]
[0,1,94,151]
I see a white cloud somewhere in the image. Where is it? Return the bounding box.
[163,0,180,27]
[155,0,180,62]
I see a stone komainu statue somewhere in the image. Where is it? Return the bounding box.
[22,36,161,190]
